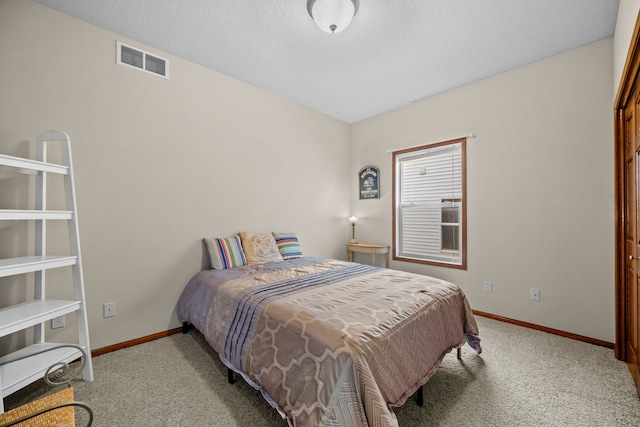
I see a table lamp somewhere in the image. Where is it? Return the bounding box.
[348,216,358,244]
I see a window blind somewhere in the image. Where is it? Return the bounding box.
[396,142,463,264]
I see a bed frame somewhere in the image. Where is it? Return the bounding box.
[182,321,462,408]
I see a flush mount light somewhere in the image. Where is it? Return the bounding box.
[307,0,359,34]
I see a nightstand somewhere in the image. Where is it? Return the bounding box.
[347,242,390,268]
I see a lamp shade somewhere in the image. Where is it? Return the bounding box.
[348,216,358,224]
[307,0,359,34]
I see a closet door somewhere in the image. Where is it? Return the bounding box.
[615,10,640,397]
[623,83,640,388]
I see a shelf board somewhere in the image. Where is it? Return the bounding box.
[0,210,73,220]
[0,300,81,337]
[0,343,85,396]
[0,154,68,175]
[0,255,77,278]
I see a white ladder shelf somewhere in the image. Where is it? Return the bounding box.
[0,130,93,412]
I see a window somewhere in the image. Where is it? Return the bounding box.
[392,138,466,269]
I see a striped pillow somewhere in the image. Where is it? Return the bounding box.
[204,235,247,270]
[272,232,303,260]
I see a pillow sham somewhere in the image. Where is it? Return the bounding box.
[204,235,247,270]
[239,232,284,265]
[272,232,303,260]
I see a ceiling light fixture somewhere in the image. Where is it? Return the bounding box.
[307,0,359,34]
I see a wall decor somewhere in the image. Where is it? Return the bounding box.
[359,165,380,199]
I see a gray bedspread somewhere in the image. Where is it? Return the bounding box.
[177,257,481,427]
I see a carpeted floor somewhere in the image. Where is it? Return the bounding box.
[5,316,640,426]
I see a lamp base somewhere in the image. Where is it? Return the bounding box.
[349,239,359,244]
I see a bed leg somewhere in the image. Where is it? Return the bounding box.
[182,322,195,334]
[416,386,424,407]
[457,347,461,360]
[227,368,234,384]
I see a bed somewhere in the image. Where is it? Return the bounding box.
[177,233,481,427]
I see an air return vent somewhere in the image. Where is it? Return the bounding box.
[117,41,169,78]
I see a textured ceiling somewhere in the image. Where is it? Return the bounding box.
[35,0,619,123]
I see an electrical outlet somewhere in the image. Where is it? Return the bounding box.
[104,302,116,318]
[483,281,493,292]
[530,288,540,301]
[51,315,65,329]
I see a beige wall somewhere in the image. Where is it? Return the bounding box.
[0,0,622,351]
[0,0,350,351]
[349,38,615,342]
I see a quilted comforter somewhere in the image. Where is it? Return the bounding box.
[177,257,481,427]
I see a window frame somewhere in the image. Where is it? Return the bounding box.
[392,137,467,270]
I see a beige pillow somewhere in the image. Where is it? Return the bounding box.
[239,232,284,265]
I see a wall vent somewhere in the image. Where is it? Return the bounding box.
[117,41,169,79]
